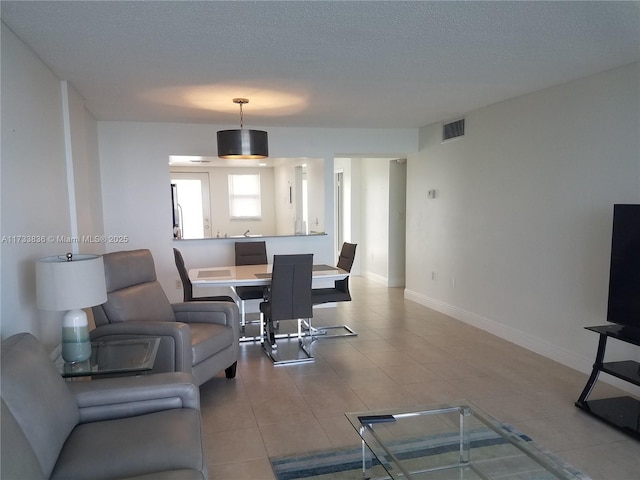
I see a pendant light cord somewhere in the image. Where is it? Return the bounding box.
[233,98,249,129]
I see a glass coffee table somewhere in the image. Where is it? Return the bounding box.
[56,338,160,378]
[346,402,585,480]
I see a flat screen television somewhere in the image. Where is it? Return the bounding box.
[606,204,640,330]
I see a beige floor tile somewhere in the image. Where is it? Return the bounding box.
[348,338,400,353]
[259,418,333,457]
[316,415,363,449]
[311,339,363,356]
[251,395,317,427]
[289,370,345,390]
[383,333,435,350]
[201,396,257,433]
[513,410,629,452]
[429,359,492,381]
[200,375,249,404]
[379,362,442,385]
[363,349,421,368]
[208,458,276,480]
[325,355,385,378]
[304,385,368,418]
[404,344,454,364]
[204,426,268,465]
[470,392,555,424]
[556,440,640,480]
[244,376,301,405]
[402,379,467,404]
[350,383,420,410]
[448,374,524,401]
[334,366,397,388]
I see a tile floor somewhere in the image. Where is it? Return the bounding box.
[200,276,639,479]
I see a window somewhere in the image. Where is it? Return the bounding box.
[228,174,262,219]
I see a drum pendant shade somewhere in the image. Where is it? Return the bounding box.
[217,129,268,159]
[217,98,268,159]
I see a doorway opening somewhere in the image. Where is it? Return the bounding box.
[170,172,211,239]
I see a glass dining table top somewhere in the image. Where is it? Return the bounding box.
[189,263,348,286]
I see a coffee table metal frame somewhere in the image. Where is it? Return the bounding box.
[346,402,583,480]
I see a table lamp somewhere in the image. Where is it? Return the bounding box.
[36,253,107,362]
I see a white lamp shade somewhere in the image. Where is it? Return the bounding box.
[36,254,107,311]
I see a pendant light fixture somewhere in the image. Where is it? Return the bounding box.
[217,98,268,159]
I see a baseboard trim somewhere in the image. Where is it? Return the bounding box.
[404,289,640,396]
[363,271,390,286]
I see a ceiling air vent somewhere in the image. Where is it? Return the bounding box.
[442,118,465,141]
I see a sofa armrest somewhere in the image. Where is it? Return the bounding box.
[67,372,200,424]
[172,301,238,325]
[173,302,240,340]
[89,321,192,373]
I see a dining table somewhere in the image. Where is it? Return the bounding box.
[188,263,349,343]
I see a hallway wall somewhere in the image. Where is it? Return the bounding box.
[405,63,640,378]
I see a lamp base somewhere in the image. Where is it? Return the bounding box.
[61,309,91,363]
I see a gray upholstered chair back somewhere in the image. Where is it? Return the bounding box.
[173,248,194,302]
[268,254,313,322]
[1,333,79,478]
[93,249,176,326]
[337,242,357,272]
[334,242,357,294]
[234,241,268,266]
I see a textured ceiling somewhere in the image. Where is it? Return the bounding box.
[2,1,639,128]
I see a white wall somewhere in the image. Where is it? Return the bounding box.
[97,122,417,302]
[388,159,407,287]
[358,157,409,286]
[1,23,102,348]
[334,157,359,269]
[361,159,390,283]
[306,158,325,234]
[406,63,640,378]
[66,82,104,255]
[274,162,295,235]
[272,157,325,236]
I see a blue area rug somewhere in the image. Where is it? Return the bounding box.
[270,424,592,480]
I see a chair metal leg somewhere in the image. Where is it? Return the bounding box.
[260,314,315,365]
[304,319,357,339]
[237,296,266,342]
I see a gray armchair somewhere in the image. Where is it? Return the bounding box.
[1,332,207,480]
[91,249,240,385]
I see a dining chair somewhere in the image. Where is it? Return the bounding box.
[311,242,358,338]
[259,254,314,365]
[173,248,235,303]
[234,241,268,329]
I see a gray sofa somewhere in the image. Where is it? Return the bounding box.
[1,333,208,480]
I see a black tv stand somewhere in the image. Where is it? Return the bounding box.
[575,325,640,440]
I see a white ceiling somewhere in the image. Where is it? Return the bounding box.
[2,1,639,129]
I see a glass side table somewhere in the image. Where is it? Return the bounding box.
[55,338,160,378]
